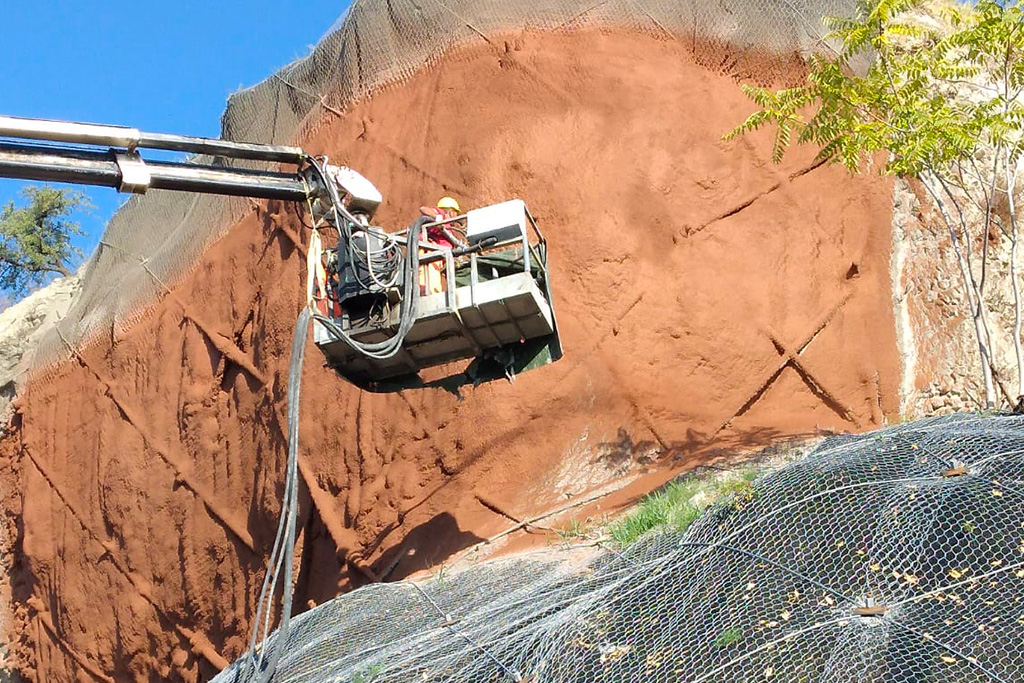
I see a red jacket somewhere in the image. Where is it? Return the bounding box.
[419,206,456,249]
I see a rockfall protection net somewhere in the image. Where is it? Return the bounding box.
[23,0,856,378]
[214,413,1024,683]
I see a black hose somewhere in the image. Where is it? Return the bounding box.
[247,305,309,682]
[244,165,425,681]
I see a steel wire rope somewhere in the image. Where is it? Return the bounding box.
[971,446,1024,468]
[579,476,950,619]
[689,615,856,683]
[406,581,525,682]
[815,625,872,683]
[678,541,854,605]
[886,559,1024,610]
[964,469,1024,500]
[852,437,962,603]
[675,475,943,560]
[599,473,954,627]
[860,433,1024,607]
[889,619,1009,683]
[551,472,910,612]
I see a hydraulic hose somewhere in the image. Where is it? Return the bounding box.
[244,162,428,681]
[247,305,310,683]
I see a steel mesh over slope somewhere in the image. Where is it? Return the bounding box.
[25,0,856,377]
[216,414,1024,683]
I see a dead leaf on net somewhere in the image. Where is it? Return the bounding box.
[764,665,774,679]
[940,655,957,665]
[949,569,964,579]
[598,644,631,664]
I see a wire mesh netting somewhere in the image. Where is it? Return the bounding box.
[214,413,1024,683]
[24,0,857,378]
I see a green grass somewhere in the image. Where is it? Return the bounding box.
[608,467,761,547]
[352,664,382,683]
[713,627,744,647]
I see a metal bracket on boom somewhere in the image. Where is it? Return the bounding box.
[114,152,151,194]
[0,114,308,201]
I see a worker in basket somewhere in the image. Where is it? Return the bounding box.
[418,195,464,294]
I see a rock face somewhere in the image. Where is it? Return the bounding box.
[0,276,81,432]
[891,172,1024,417]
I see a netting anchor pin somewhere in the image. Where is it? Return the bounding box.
[852,604,888,617]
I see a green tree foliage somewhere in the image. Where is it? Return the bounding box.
[727,0,1024,409]
[0,186,88,296]
[727,0,1024,173]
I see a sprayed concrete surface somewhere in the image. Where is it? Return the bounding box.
[1,29,899,682]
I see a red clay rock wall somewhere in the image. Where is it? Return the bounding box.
[3,29,899,683]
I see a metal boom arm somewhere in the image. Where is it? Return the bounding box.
[0,114,310,200]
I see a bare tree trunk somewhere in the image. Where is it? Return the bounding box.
[921,171,997,409]
[1006,151,1024,401]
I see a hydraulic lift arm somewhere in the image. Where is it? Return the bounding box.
[0,114,310,200]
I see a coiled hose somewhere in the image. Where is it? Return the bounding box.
[303,155,426,362]
[313,216,428,361]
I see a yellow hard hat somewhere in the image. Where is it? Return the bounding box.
[436,196,461,213]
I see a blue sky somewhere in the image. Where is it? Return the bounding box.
[1,1,351,291]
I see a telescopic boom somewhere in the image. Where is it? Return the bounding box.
[0,114,309,200]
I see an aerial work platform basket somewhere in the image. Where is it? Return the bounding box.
[313,200,562,386]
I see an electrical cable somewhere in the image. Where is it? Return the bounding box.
[305,155,403,291]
